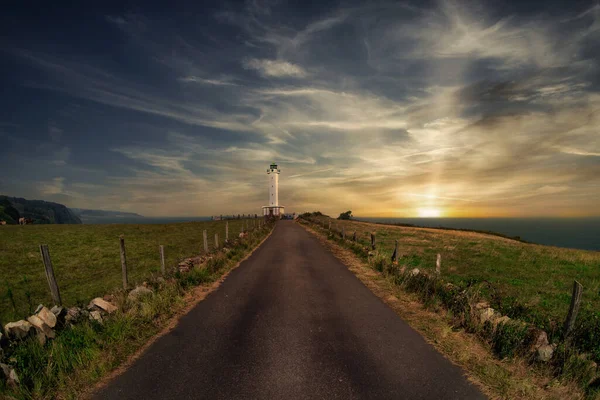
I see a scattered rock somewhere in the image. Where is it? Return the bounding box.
[128,286,154,302]
[0,363,19,386]
[474,302,490,310]
[36,306,57,328]
[89,311,103,324]
[492,315,511,328]
[26,315,55,344]
[65,307,83,323]
[50,305,67,326]
[103,294,115,303]
[479,307,496,324]
[445,283,457,290]
[537,344,555,362]
[410,268,420,276]
[4,320,34,340]
[532,329,549,349]
[222,247,230,253]
[178,260,193,273]
[88,297,117,314]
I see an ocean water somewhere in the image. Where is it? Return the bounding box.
[80,216,213,225]
[357,217,600,251]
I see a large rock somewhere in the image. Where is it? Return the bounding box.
[533,329,549,349]
[490,315,511,331]
[27,315,55,345]
[50,305,67,325]
[0,363,19,386]
[36,306,57,328]
[537,344,555,362]
[88,297,117,314]
[89,311,103,324]
[479,307,496,324]
[65,307,83,323]
[4,320,34,340]
[128,286,154,302]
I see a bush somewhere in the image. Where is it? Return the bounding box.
[337,210,352,220]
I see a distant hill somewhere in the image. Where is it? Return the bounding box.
[70,208,144,223]
[0,195,82,224]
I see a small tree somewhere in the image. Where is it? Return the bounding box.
[338,210,352,220]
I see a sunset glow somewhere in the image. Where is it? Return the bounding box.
[417,208,443,218]
[0,1,598,217]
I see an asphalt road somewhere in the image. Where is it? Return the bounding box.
[94,221,486,400]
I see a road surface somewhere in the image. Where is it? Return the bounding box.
[94,221,485,399]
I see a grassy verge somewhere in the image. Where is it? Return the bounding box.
[0,222,273,399]
[303,215,600,344]
[0,219,256,323]
[299,216,600,398]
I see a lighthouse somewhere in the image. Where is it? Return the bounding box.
[262,162,285,218]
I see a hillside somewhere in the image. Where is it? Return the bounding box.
[0,195,82,224]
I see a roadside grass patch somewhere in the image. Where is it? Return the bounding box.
[0,219,256,323]
[301,217,600,396]
[1,224,273,400]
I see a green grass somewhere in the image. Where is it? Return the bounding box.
[303,217,600,395]
[0,219,257,323]
[1,222,272,399]
[311,216,600,324]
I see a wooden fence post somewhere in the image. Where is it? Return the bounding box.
[119,236,128,289]
[342,226,345,240]
[215,233,219,249]
[203,230,208,253]
[391,240,398,263]
[159,245,165,275]
[328,221,331,231]
[371,232,376,250]
[226,221,229,242]
[564,280,583,337]
[353,231,357,242]
[39,244,62,305]
[436,254,441,275]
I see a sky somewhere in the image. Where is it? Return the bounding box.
[1,0,599,218]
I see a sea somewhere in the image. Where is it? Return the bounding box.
[80,216,213,225]
[357,217,600,252]
[82,215,599,252]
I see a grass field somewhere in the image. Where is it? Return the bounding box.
[307,216,600,332]
[0,219,256,323]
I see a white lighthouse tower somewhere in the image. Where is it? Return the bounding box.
[262,162,285,218]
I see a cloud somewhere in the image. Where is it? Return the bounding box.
[2,1,599,217]
[39,177,66,195]
[178,76,239,86]
[242,58,307,78]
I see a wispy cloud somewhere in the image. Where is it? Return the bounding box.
[2,1,599,216]
[242,58,307,78]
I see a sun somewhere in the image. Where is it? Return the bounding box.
[417,208,442,218]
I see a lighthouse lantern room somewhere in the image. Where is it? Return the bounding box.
[262,162,285,218]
